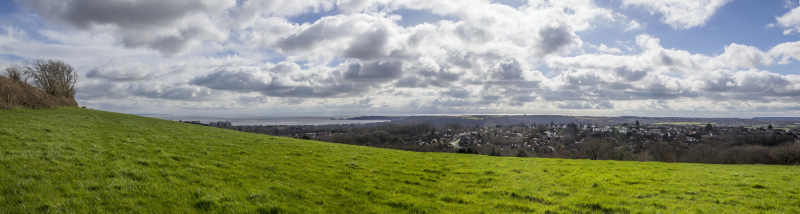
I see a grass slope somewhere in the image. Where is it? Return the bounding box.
[1,107,799,213]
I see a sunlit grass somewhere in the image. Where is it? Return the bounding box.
[1,107,799,213]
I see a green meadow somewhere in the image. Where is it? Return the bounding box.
[1,107,799,213]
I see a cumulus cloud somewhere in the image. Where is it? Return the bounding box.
[342,60,404,82]
[6,0,800,116]
[622,0,732,29]
[190,67,282,92]
[591,44,623,54]
[19,0,233,56]
[86,60,164,81]
[775,5,800,34]
[769,41,800,64]
[625,20,643,31]
[536,22,582,56]
[130,83,217,101]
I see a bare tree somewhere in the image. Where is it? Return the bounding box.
[688,144,717,163]
[647,143,672,162]
[3,64,25,81]
[23,59,78,98]
[579,139,607,160]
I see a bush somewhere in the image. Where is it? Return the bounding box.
[0,76,78,109]
[22,59,78,98]
[770,144,800,165]
[515,149,528,157]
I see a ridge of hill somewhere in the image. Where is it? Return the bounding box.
[0,76,77,110]
[1,107,799,213]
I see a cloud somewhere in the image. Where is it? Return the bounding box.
[708,43,772,69]
[20,0,232,55]
[441,88,470,98]
[769,41,800,64]
[775,5,800,34]
[621,0,732,29]
[591,44,623,54]
[558,101,614,109]
[536,22,581,56]
[86,60,163,81]
[130,83,217,101]
[75,80,130,100]
[342,60,404,82]
[190,67,283,92]
[625,20,643,31]
[7,0,800,116]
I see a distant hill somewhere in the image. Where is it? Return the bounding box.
[1,107,799,213]
[0,75,77,109]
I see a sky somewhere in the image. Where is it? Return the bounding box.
[2,0,800,117]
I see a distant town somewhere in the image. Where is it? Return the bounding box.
[185,115,800,165]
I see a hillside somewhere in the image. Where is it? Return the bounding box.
[1,107,799,213]
[0,76,77,109]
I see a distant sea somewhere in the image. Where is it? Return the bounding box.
[140,115,392,126]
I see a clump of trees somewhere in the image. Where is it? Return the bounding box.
[10,59,79,98]
[1,59,79,109]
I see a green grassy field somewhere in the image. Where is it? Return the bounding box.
[1,107,799,213]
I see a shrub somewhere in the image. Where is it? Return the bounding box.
[22,59,78,98]
[0,76,78,109]
[770,144,800,165]
[515,149,528,157]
